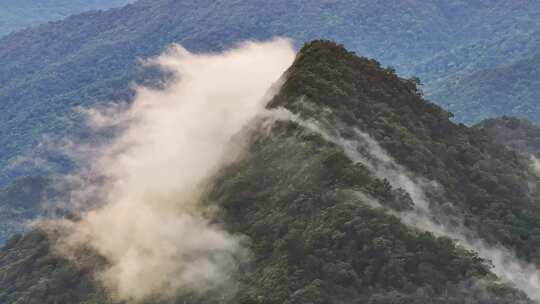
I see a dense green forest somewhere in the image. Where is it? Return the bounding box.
[2,0,540,185]
[1,40,539,304]
[0,0,133,37]
[269,41,540,268]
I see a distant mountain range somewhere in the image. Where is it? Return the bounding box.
[432,53,540,124]
[1,0,540,184]
[411,27,540,123]
[0,0,133,37]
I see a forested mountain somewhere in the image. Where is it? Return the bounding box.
[0,0,133,37]
[1,41,539,304]
[2,3,540,301]
[2,0,540,184]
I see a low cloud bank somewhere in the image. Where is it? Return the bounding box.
[45,38,295,303]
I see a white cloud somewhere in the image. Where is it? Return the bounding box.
[45,38,295,303]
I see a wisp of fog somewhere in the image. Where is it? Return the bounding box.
[46,38,295,303]
[271,102,540,302]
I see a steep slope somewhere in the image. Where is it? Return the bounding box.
[211,120,527,303]
[0,0,133,37]
[3,0,540,183]
[270,41,540,268]
[0,41,537,304]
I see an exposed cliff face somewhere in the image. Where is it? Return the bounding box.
[0,41,539,304]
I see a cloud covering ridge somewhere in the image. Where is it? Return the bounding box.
[46,38,295,303]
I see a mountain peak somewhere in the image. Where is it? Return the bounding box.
[297,39,352,59]
[269,40,454,141]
